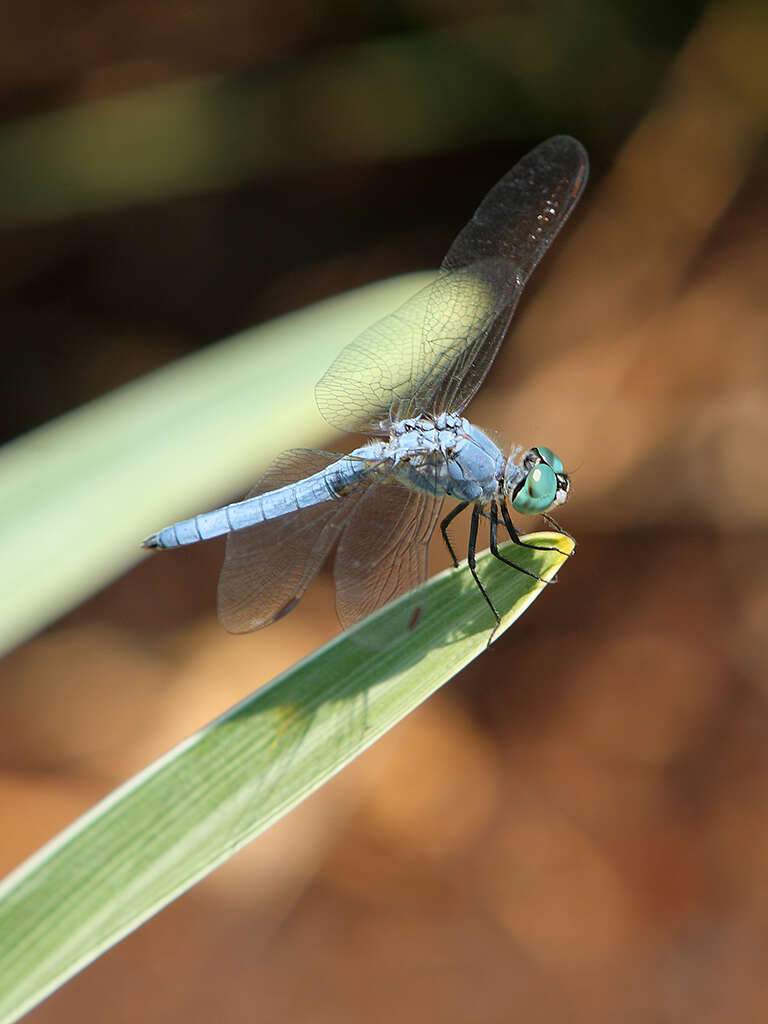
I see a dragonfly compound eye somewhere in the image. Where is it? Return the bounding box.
[533,446,564,475]
[512,463,558,515]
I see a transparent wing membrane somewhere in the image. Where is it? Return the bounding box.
[314,267,499,434]
[218,450,364,632]
[335,482,443,628]
[315,136,588,432]
[217,452,443,634]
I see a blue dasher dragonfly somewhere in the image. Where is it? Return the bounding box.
[143,135,588,639]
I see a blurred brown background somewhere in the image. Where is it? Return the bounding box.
[2,0,768,1020]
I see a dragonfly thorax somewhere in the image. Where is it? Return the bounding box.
[387,414,505,504]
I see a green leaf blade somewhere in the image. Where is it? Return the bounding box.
[0,532,572,1024]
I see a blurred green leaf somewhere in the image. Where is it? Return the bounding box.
[0,528,572,1024]
[0,273,432,656]
[0,9,654,223]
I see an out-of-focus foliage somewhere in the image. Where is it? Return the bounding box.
[0,6,664,224]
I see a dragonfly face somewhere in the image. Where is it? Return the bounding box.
[507,447,570,515]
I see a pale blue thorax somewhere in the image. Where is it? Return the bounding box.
[387,413,520,504]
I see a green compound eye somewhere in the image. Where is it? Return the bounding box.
[512,462,558,515]
[534,446,564,475]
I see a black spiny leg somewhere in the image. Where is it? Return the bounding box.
[440,500,470,568]
[542,512,576,548]
[467,504,501,643]
[499,500,561,556]
[490,502,553,584]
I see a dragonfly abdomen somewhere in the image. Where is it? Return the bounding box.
[142,454,370,550]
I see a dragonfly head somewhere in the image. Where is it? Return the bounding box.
[508,446,570,515]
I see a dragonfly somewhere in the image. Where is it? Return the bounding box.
[143,135,588,640]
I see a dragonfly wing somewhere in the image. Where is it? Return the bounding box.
[218,449,366,633]
[424,134,588,415]
[315,271,496,434]
[315,136,588,432]
[334,481,443,628]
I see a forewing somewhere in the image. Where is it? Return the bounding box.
[218,449,366,633]
[421,135,589,415]
[314,272,495,434]
[334,481,443,629]
[315,136,588,432]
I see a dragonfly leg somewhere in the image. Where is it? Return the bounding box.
[440,501,470,568]
[499,500,564,557]
[542,512,576,549]
[467,504,501,644]
[491,503,554,584]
